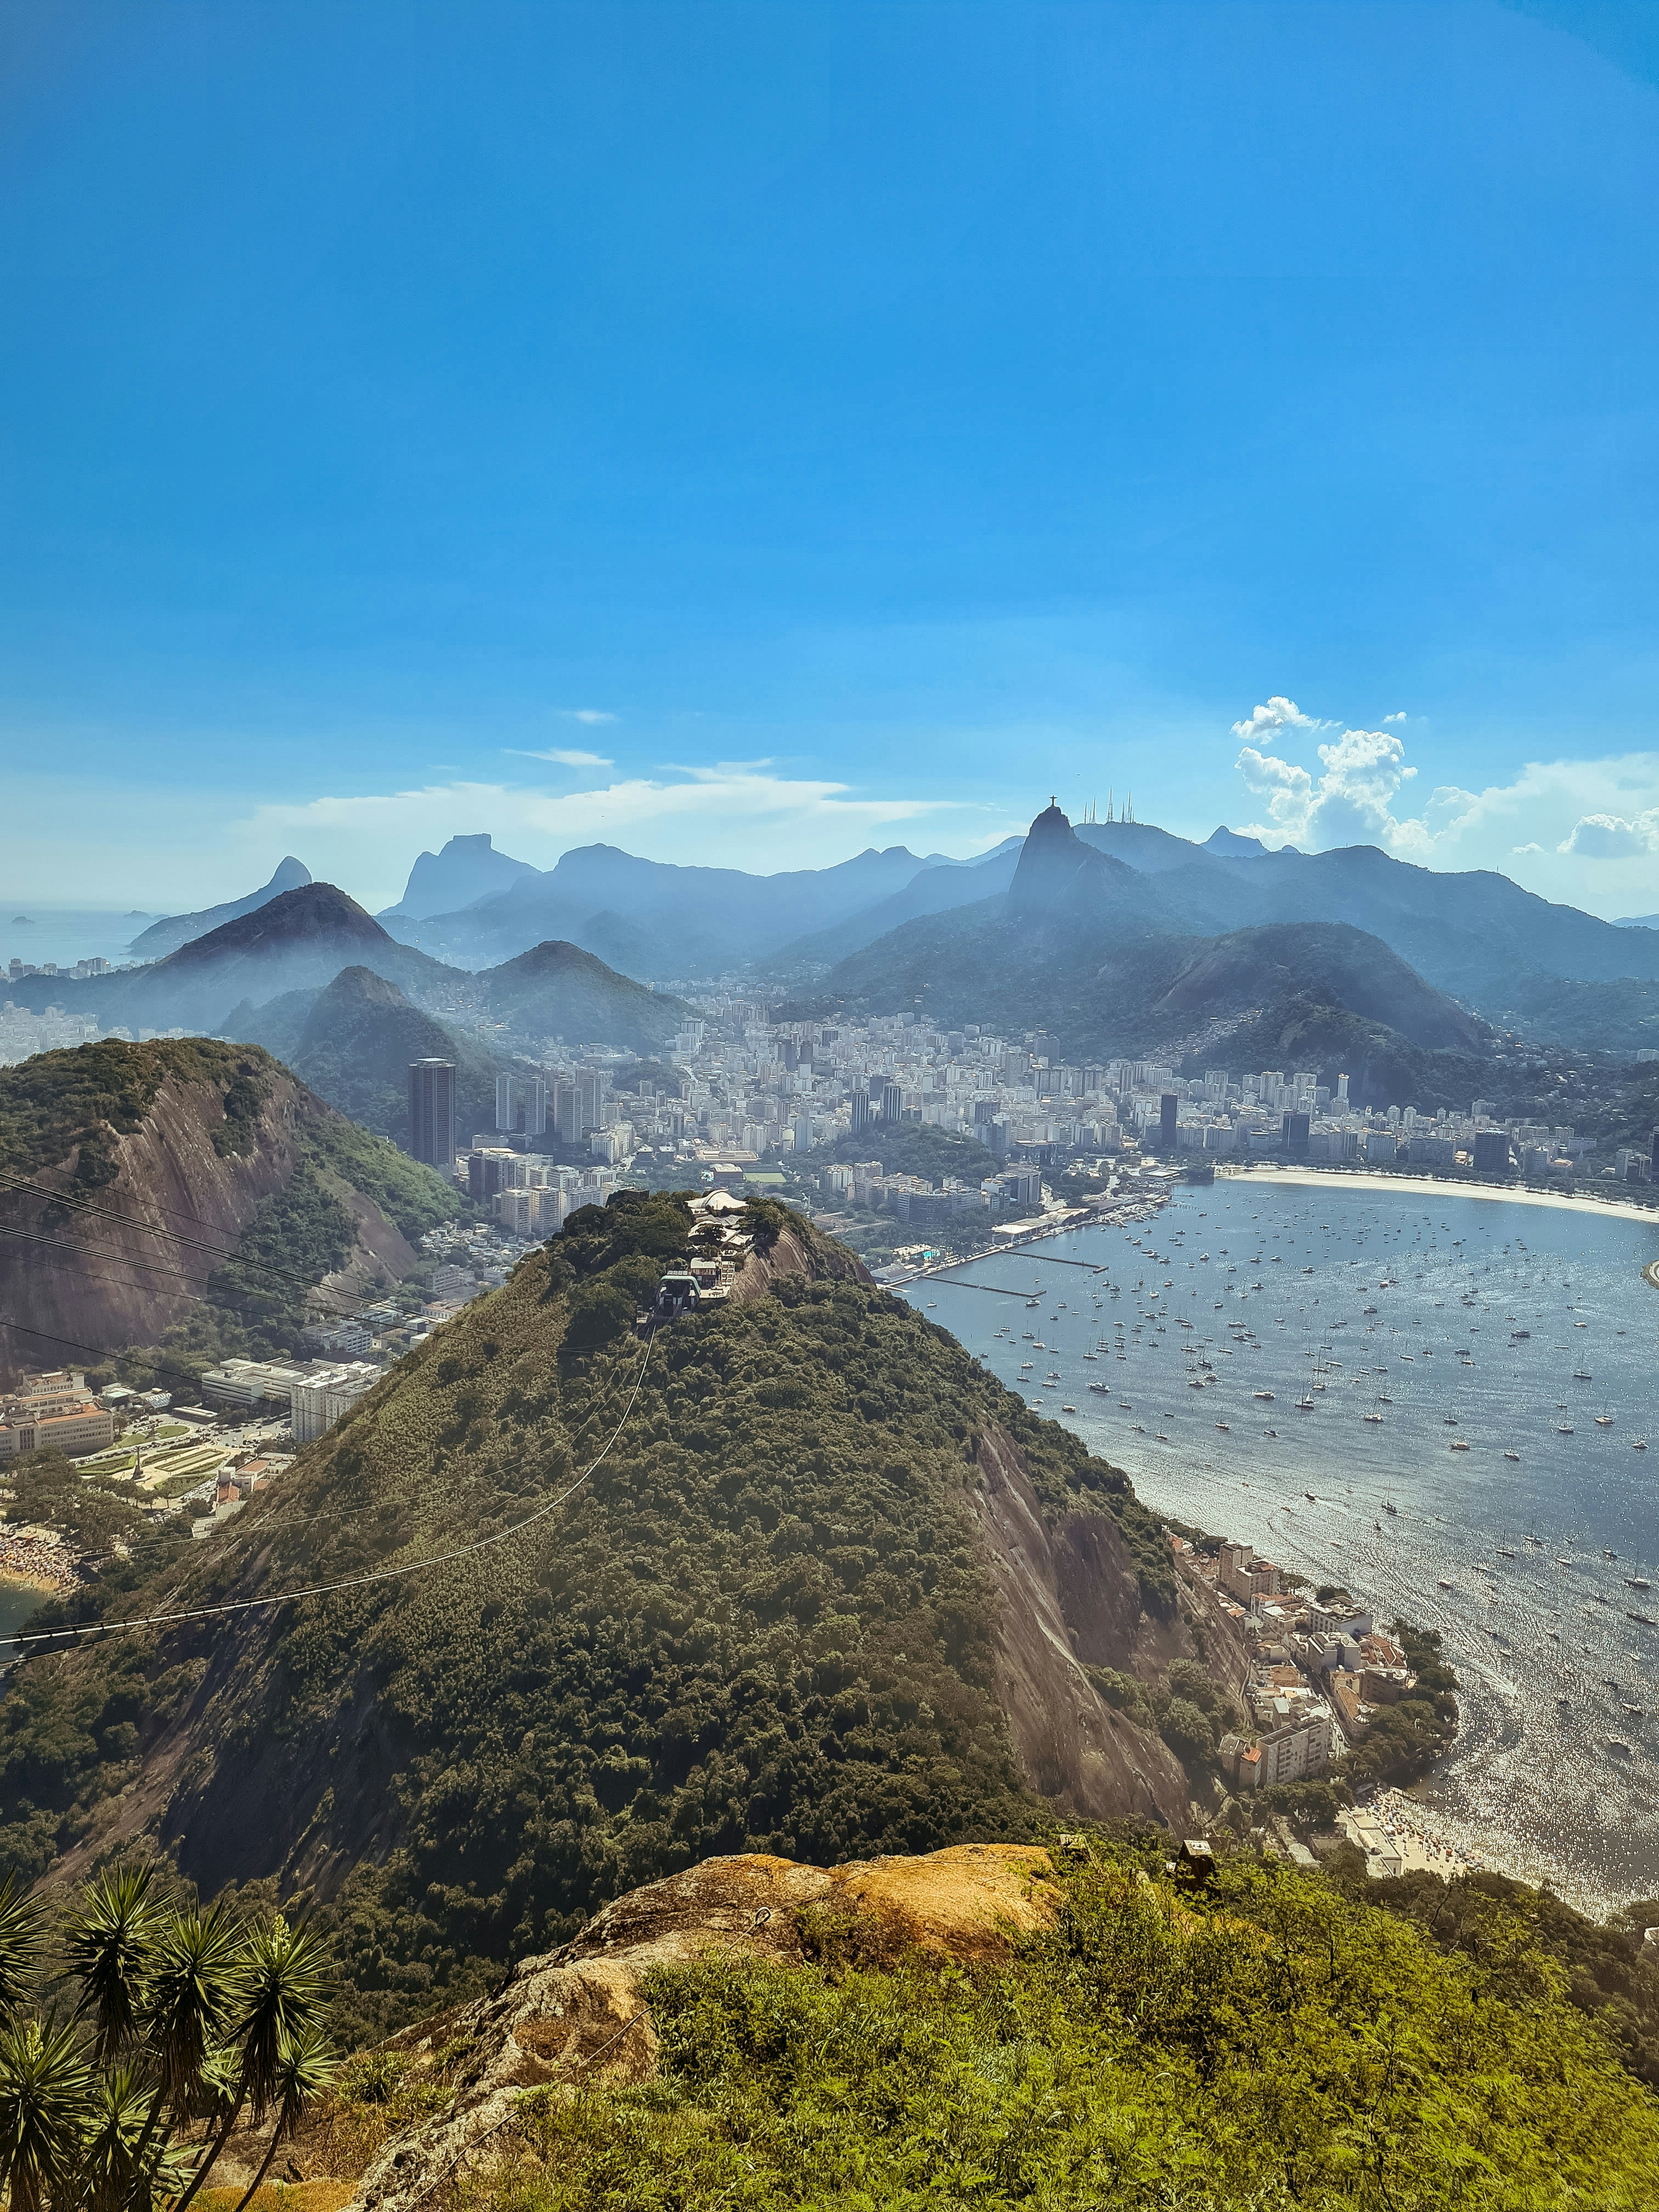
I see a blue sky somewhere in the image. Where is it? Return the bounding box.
[4,0,1659,916]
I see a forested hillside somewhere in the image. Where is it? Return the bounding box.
[0,1193,1227,2041]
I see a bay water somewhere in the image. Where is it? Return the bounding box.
[904,1176,1659,1912]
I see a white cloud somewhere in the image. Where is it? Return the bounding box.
[1230,695,1319,744]
[1557,809,1659,859]
[1235,717,1416,850]
[1230,699,1659,915]
[241,764,988,909]
[562,708,617,725]
[1384,710,1407,723]
[509,747,615,768]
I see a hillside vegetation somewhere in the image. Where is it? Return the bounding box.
[0,1194,1181,2044]
[467,1843,1659,2210]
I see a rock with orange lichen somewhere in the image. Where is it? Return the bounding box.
[344,1843,1062,2212]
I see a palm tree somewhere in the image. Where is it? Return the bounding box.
[230,2024,336,2212]
[0,1866,336,2212]
[0,1874,44,2027]
[172,1916,332,2212]
[64,1865,159,2064]
[0,2018,93,2212]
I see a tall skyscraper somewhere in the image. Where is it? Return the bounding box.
[1159,1092,1178,1153]
[408,1059,457,1169]
[495,1073,549,1137]
[879,1080,903,1122]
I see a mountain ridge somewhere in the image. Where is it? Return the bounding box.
[127,856,314,960]
[0,1037,458,1383]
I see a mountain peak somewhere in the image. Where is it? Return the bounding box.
[126,856,316,960]
[1202,825,1269,858]
[389,832,543,919]
[162,881,390,968]
[1006,801,1135,916]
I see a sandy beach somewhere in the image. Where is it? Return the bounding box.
[1221,1163,1659,1232]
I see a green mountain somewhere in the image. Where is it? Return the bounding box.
[471,938,696,1052]
[773,800,1659,1015]
[805,888,1496,1108]
[1,1193,1250,2039]
[126,855,314,959]
[229,966,516,1147]
[324,1840,1659,2211]
[6,884,701,1090]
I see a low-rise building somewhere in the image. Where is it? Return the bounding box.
[201,1359,310,1411]
[0,1370,116,1460]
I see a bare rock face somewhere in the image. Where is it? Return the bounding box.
[347,1843,1060,2212]
[972,1425,1249,1827]
[728,1217,874,1302]
[0,1058,415,1378]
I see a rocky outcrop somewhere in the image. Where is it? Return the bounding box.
[346,1844,1060,2212]
[972,1425,1249,1827]
[729,1215,874,1302]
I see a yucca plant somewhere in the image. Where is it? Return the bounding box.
[0,1865,337,2212]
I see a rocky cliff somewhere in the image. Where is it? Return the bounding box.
[0,1039,447,1381]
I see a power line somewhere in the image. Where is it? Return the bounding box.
[0,1171,385,1316]
[1,1321,223,1398]
[0,1331,658,1652]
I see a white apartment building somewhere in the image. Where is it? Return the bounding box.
[290,1362,380,1444]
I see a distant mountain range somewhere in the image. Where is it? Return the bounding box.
[7,884,695,1074]
[775,812,1659,1019]
[70,810,1659,1074]
[779,804,1518,1108]
[374,835,967,975]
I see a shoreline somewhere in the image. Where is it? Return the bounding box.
[1218,1164,1659,1231]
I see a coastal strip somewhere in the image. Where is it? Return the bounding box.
[1221,1162,1659,1229]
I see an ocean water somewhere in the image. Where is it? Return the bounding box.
[903,1178,1659,1912]
[0,906,158,973]
[0,1579,48,1652]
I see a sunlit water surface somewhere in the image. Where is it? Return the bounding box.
[902,1179,1659,1912]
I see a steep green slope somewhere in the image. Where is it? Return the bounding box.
[230,965,514,1145]
[0,1194,1179,2039]
[472,939,696,1051]
[0,1039,460,1386]
[0,1036,269,1181]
